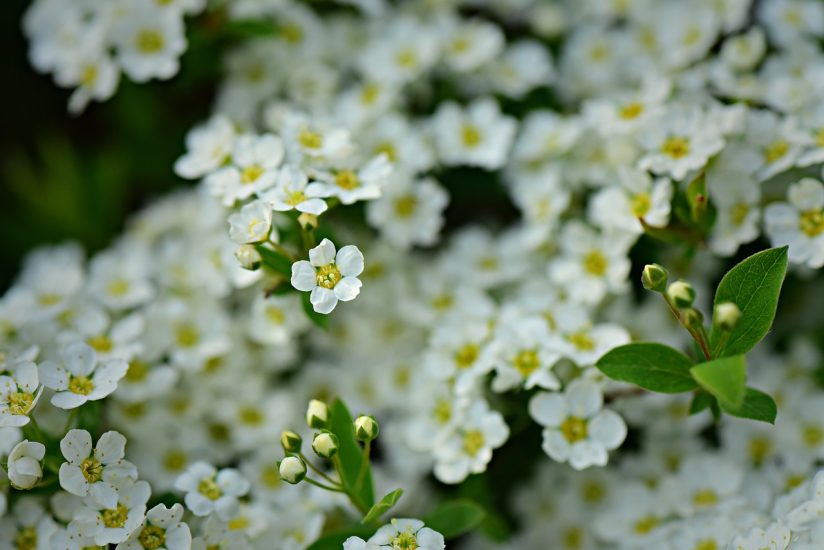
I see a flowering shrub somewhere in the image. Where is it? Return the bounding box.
[5,0,824,548]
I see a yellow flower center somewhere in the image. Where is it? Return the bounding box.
[692,489,718,507]
[374,142,397,162]
[101,504,129,528]
[454,343,479,369]
[802,424,823,447]
[163,449,187,472]
[799,209,824,237]
[583,250,608,276]
[815,127,824,148]
[81,65,98,87]
[335,170,360,190]
[560,416,588,443]
[285,190,306,206]
[360,83,380,105]
[630,192,652,217]
[748,436,772,466]
[176,324,199,347]
[391,530,419,550]
[395,49,417,68]
[394,195,418,218]
[240,164,264,184]
[69,375,94,395]
[433,400,452,424]
[87,335,113,353]
[461,124,482,148]
[280,23,303,44]
[8,391,34,415]
[228,516,251,531]
[298,129,323,150]
[136,29,164,54]
[81,457,104,483]
[763,140,789,164]
[633,515,660,534]
[125,360,149,382]
[619,102,644,120]
[14,526,37,550]
[562,526,584,549]
[38,293,61,306]
[730,203,750,226]
[512,349,540,377]
[431,293,453,311]
[261,463,281,488]
[138,525,166,550]
[107,279,130,297]
[462,429,485,456]
[694,539,718,550]
[265,306,285,324]
[239,406,263,425]
[198,477,223,501]
[568,331,595,351]
[661,136,691,159]
[581,481,605,503]
[316,263,342,289]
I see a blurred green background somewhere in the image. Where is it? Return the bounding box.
[0,0,226,291]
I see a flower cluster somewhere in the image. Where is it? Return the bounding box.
[7,0,824,548]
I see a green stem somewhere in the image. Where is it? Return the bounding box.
[712,330,732,358]
[304,477,345,492]
[661,295,711,361]
[354,440,370,490]
[299,453,339,485]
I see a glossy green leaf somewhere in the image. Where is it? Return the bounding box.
[719,387,777,424]
[255,245,293,278]
[329,399,374,512]
[710,247,788,357]
[423,499,485,539]
[688,391,714,415]
[690,355,746,408]
[362,489,403,524]
[595,343,697,393]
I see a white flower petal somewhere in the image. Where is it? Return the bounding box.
[334,277,362,302]
[336,245,364,277]
[291,261,317,292]
[309,238,336,267]
[310,287,338,314]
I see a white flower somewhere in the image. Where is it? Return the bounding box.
[433,399,509,484]
[488,317,563,393]
[729,522,791,550]
[291,239,364,314]
[345,518,445,550]
[0,360,42,427]
[174,116,236,179]
[116,503,192,550]
[205,134,284,206]
[113,5,187,83]
[442,19,504,73]
[765,177,824,268]
[588,168,673,235]
[59,429,138,509]
[71,479,151,546]
[39,341,128,409]
[314,154,392,205]
[529,379,627,470]
[259,165,328,215]
[433,98,517,170]
[56,49,120,114]
[227,200,274,244]
[637,108,725,180]
[174,462,250,520]
[7,440,45,489]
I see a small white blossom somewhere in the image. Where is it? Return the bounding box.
[39,341,128,409]
[7,440,45,490]
[291,239,364,314]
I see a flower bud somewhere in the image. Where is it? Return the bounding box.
[7,440,45,490]
[298,212,318,231]
[306,399,329,429]
[280,430,302,453]
[354,415,379,442]
[682,307,704,330]
[666,280,695,308]
[235,245,262,271]
[312,432,339,458]
[641,264,668,292]
[278,455,307,484]
[714,302,742,331]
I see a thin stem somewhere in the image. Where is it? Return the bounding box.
[304,477,345,492]
[712,330,732,358]
[661,295,711,361]
[299,453,339,485]
[332,455,369,515]
[354,440,370,490]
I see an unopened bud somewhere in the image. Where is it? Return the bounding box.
[306,399,329,429]
[312,432,339,458]
[714,302,742,331]
[280,430,302,453]
[682,307,704,330]
[278,455,306,484]
[354,415,379,442]
[298,212,318,231]
[235,245,262,271]
[641,264,668,292]
[667,280,696,308]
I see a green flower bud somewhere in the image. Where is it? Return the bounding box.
[641,263,668,292]
[280,430,302,453]
[306,399,329,429]
[666,280,696,308]
[312,431,339,458]
[682,307,704,330]
[714,302,742,331]
[279,456,306,484]
[353,415,379,442]
[235,245,262,271]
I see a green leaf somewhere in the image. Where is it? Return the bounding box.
[362,489,404,524]
[255,245,293,278]
[595,343,697,393]
[690,355,746,408]
[423,499,485,539]
[719,388,777,424]
[306,526,375,550]
[688,391,714,415]
[710,246,788,357]
[301,292,330,329]
[329,399,374,512]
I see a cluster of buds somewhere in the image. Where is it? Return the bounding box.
[642,264,741,359]
[278,400,380,489]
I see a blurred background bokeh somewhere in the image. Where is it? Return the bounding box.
[0,0,226,290]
